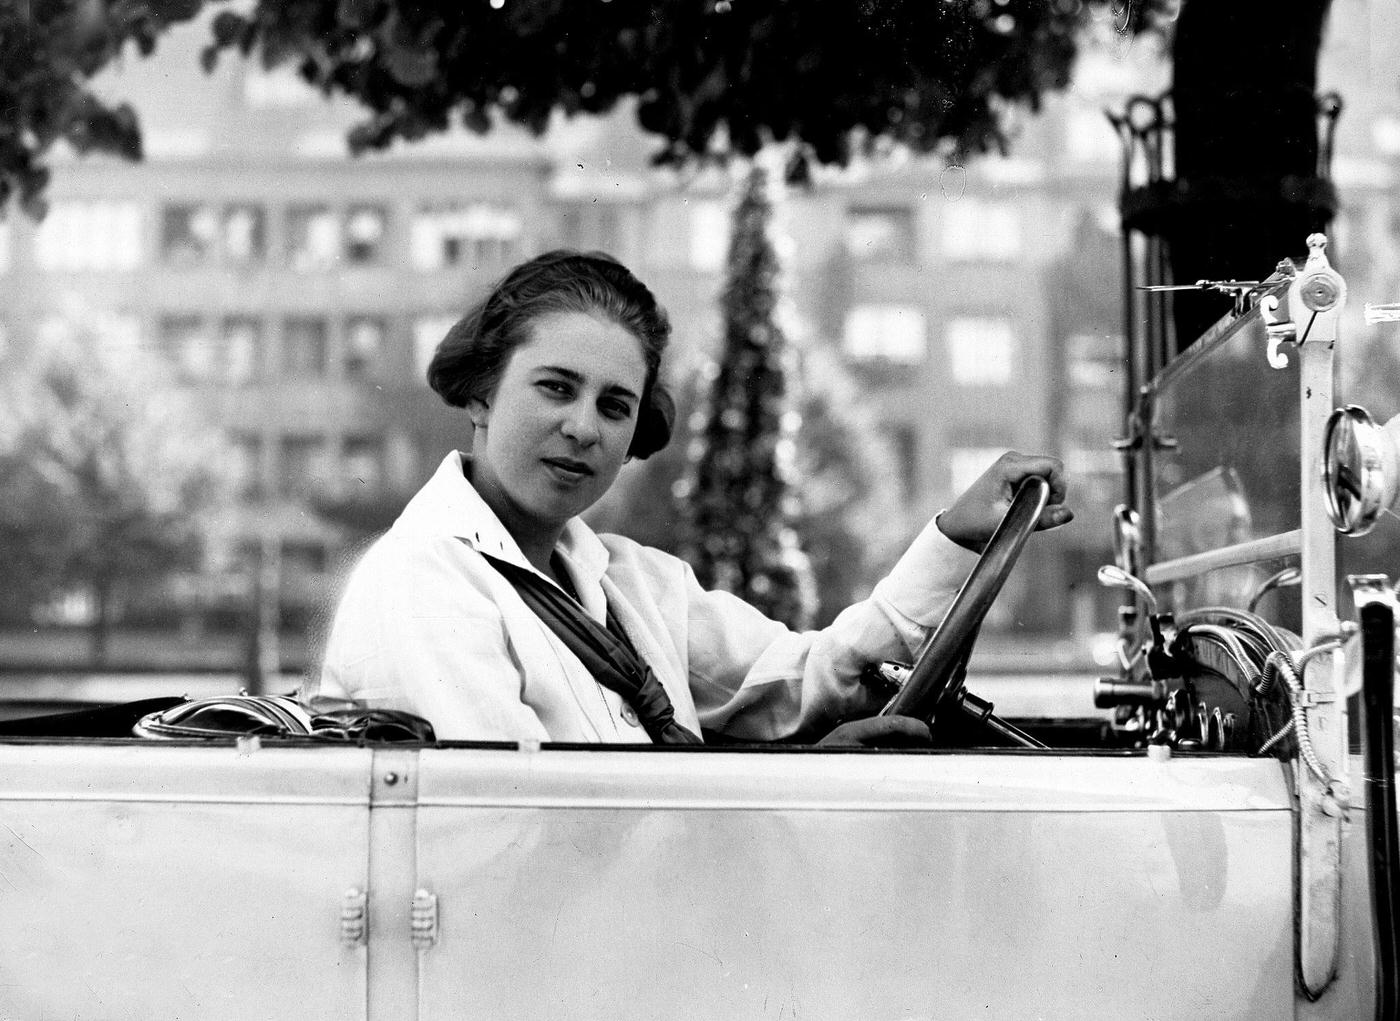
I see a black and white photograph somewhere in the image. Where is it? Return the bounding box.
[1,1,1398,1018]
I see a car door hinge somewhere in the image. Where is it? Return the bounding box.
[411,888,439,950]
[340,888,368,947]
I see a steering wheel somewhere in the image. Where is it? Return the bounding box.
[881,476,1051,734]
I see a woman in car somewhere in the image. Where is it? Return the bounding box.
[314,250,1072,744]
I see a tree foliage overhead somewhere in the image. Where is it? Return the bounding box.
[4,0,1177,217]
[0,0,205,217]
[203,0,1172,178]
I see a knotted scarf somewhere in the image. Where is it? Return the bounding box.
[478,550,703,745]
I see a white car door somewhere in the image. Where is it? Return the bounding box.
[0,742,374,1021]
[410,746,1295,1020]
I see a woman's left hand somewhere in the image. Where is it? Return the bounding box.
[816,715,934,747]
[936,451,1073,553]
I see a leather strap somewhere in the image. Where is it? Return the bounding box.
[477,549,702,745]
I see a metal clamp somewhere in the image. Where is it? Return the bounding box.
[1260,293,1295,367]
[1293,689,1338,708]
[340,888,368,948]
[411,889,439,950]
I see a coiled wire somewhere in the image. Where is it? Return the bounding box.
[1254,646,1343,785]
[1173,606,1332,772]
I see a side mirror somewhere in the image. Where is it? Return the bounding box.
[1322,405,1400,535]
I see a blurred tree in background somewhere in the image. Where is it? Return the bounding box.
[0,338,223,661]
[676,165,815,628]
[785,346,911,626]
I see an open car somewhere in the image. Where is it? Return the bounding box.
[2,236,1397,1020]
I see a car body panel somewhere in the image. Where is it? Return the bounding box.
[415,748,1296,1020]
[0,743,373,1021]
[0,740,1383,1020]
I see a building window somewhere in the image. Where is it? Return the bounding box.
[34,201,143,271]
[842,304,927,363]
[940,199,1021,261]
[344,206,388,264]
[222,205,267,265]
[161,204,266,266]
[282,317,329,377]
[219,317,262,383]
[881,422,920,496]
[281,540,329,574]
[287,205,340,272]
[946,317,1015,385]
[159,315,216,382]
[1066,447,1121,510]
[161,204,219,265]
[1064,332,1123,470]
[410,203,522,270]
[92,313,144,367]
[689,200,729,272]
[948,446,1007,497]
[278,435,326,496]
[286,205,387,269]
[344,316,386,379]
[343,435,385,491]
[845,206,916,262]
[561,204,624,257]
[1066,332,1123,390]
[413,315,457,378]
[228,432,264,498]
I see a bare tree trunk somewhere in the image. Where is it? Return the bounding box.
[1165,0,1334,347]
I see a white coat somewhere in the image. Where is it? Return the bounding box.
[312,451,980,743]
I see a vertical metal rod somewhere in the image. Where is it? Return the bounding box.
[1359,598,1400,1021]
[1120,224,1138,516]
[1296,276,1346,999]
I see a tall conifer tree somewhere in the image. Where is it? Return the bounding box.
[679,164,815,629]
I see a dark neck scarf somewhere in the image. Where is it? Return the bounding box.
[476,548,702,745]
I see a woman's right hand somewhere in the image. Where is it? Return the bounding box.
[936,451,1073,553]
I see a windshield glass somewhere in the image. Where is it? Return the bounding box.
[1146,291,1302,624]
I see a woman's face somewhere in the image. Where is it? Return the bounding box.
[469,310,648,550]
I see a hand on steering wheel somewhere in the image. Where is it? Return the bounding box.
[817,715,934,748]
[937,452,1071,552]
[880,475,1053,731]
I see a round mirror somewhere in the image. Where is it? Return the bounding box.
[1322,405,1400,535]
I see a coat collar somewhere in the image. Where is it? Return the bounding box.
[396,451,612,592]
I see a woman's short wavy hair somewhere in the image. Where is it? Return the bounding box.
[427,249,675,459]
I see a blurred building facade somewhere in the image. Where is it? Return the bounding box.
[1,7,1396,651]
